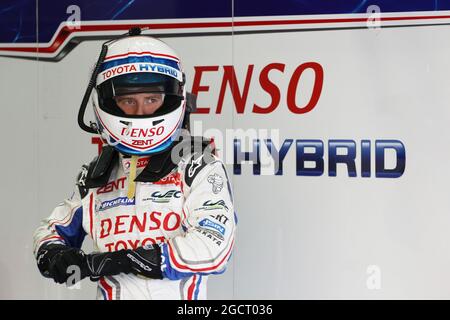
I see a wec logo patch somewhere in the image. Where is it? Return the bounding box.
[142,190,182,203]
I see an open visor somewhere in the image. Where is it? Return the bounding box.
[96,72,184,118]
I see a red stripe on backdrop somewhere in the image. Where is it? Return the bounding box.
[233,14,450,27]
[2,15,450,54]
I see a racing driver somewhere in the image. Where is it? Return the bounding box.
[32,28,236,300]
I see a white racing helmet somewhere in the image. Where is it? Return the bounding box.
[91,35,186,155]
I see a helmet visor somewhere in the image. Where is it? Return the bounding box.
[96,72,183,118]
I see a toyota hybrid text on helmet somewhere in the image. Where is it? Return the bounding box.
[79,29,188,156]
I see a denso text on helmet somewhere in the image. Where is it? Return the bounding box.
[120,126,165,137]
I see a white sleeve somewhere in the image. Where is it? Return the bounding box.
[161,157,237,280]
[32,169,89,257]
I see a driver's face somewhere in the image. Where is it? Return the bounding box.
[114,92,164,115]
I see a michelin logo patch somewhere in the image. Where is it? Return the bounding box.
[99,197,135,211]
[199,218,226,236]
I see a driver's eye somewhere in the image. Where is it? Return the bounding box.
[145,98,159,104]
[122,98,135,105]
[115,98,135,106]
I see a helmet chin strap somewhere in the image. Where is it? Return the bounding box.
[127,155,139,199]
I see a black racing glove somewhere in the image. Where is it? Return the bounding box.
[36,243,89,284]
[86,245,163,281]
[85,249,131,281]
[127,245,163,279]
